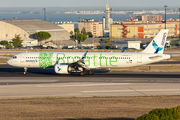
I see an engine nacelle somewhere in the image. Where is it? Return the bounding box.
[54,64,70,74]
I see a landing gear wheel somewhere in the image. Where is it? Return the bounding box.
[88,70,94,75]
[79,71,86,76]
[24,67,27,75]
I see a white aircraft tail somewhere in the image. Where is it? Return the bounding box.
[141,29,168,54]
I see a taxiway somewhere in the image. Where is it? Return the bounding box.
[0,64,180,98]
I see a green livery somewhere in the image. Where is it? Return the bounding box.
[39,53,53,67]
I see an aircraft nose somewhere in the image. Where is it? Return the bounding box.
[7,59,13,66]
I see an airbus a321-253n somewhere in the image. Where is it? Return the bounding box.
[7,29,170,76]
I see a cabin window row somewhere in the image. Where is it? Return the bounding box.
[99,57,131,59]
[26,57,131,60]
[26,57,51,59]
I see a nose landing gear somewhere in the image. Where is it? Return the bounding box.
[24,67,28,75]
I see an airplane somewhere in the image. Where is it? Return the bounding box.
[7,29,170,76]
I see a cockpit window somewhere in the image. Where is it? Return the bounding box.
[13,56,17,59]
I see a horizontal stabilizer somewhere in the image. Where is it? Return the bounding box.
[149,56,163,60]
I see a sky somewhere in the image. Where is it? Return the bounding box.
[0,0,179,7]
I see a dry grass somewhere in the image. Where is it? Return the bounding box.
[0,54,14,57]
[0,58,8,63]
[0,48,141,52]
[0,96,179,120]
[0,47,180,52]
[111,65,180,72]
[168,55,180,61]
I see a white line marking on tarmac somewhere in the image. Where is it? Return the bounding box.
[81,89,180,93]
[36,83,130,87]
[0,80,58,82]
[62,83,130,87]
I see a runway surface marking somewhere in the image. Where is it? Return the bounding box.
[37,83,131,87]
[81,89,180,93]
[0,80,58,83]
[0,82,180,98]
[62,83,130,86]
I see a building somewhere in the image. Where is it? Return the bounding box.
[78,19,103,37]
[166,18,180,36]
[82,38,141,49]
[104,4,113,30]
[0,19,71,46]
[81,38,106,47]
[43,41,57,48]
[102,3,113,37]
[112,41,141,50]
[0,38,38,47]
[111,22,177,38]
[134,15,162,22]
[57,21,74,34]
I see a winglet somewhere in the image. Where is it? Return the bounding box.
[121,49,125,53]
[81,51,88,60]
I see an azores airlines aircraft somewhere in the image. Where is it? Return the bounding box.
[7,29,170,76]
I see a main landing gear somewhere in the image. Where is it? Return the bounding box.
[79,71,86,76]
[79,70,94,76]
[24,67,28,75]
[88,70,94,75]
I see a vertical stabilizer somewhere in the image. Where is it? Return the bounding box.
[142,29,168,54]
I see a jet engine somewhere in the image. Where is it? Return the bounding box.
[54,63,86,74]
[54,64,70,74]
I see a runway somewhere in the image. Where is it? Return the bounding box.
[0,64,180,98]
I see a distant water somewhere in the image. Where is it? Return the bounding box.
[0,13,179,28]
[0,13,179,22]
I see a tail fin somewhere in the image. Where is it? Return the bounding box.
[141,29,168,54]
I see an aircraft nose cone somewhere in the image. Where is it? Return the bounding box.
[7,59,12,66]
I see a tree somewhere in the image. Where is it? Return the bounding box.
[74,33,87,43]
[12,35,23,47]
[74,28,80,34]
[81,27,86,35]
[70,31,73,36]
[87,32,93,37]
[33,31,51,45]
[6,44,13,49]
[0,40,9,48]
[105,38,112,46]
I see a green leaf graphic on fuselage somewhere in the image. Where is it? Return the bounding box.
[39,53,53,67]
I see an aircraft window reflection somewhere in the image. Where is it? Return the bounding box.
[13,56,17,59]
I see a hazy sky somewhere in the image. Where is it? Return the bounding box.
[0,0,179,7]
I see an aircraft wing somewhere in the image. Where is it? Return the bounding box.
[68,51,89,69]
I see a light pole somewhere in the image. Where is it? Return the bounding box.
[147,21,149,34]
[164,5,168,29]
[92,23,94,48]
[118,27,121,43]
[43,8,46,21]
[76,32,77,47]
[152,16,155,38]
[55,32,56,47]
[179,8,180,40]
[79,17,82,43]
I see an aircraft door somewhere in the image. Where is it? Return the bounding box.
[137,55,142,63]
[20,54,25,63]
